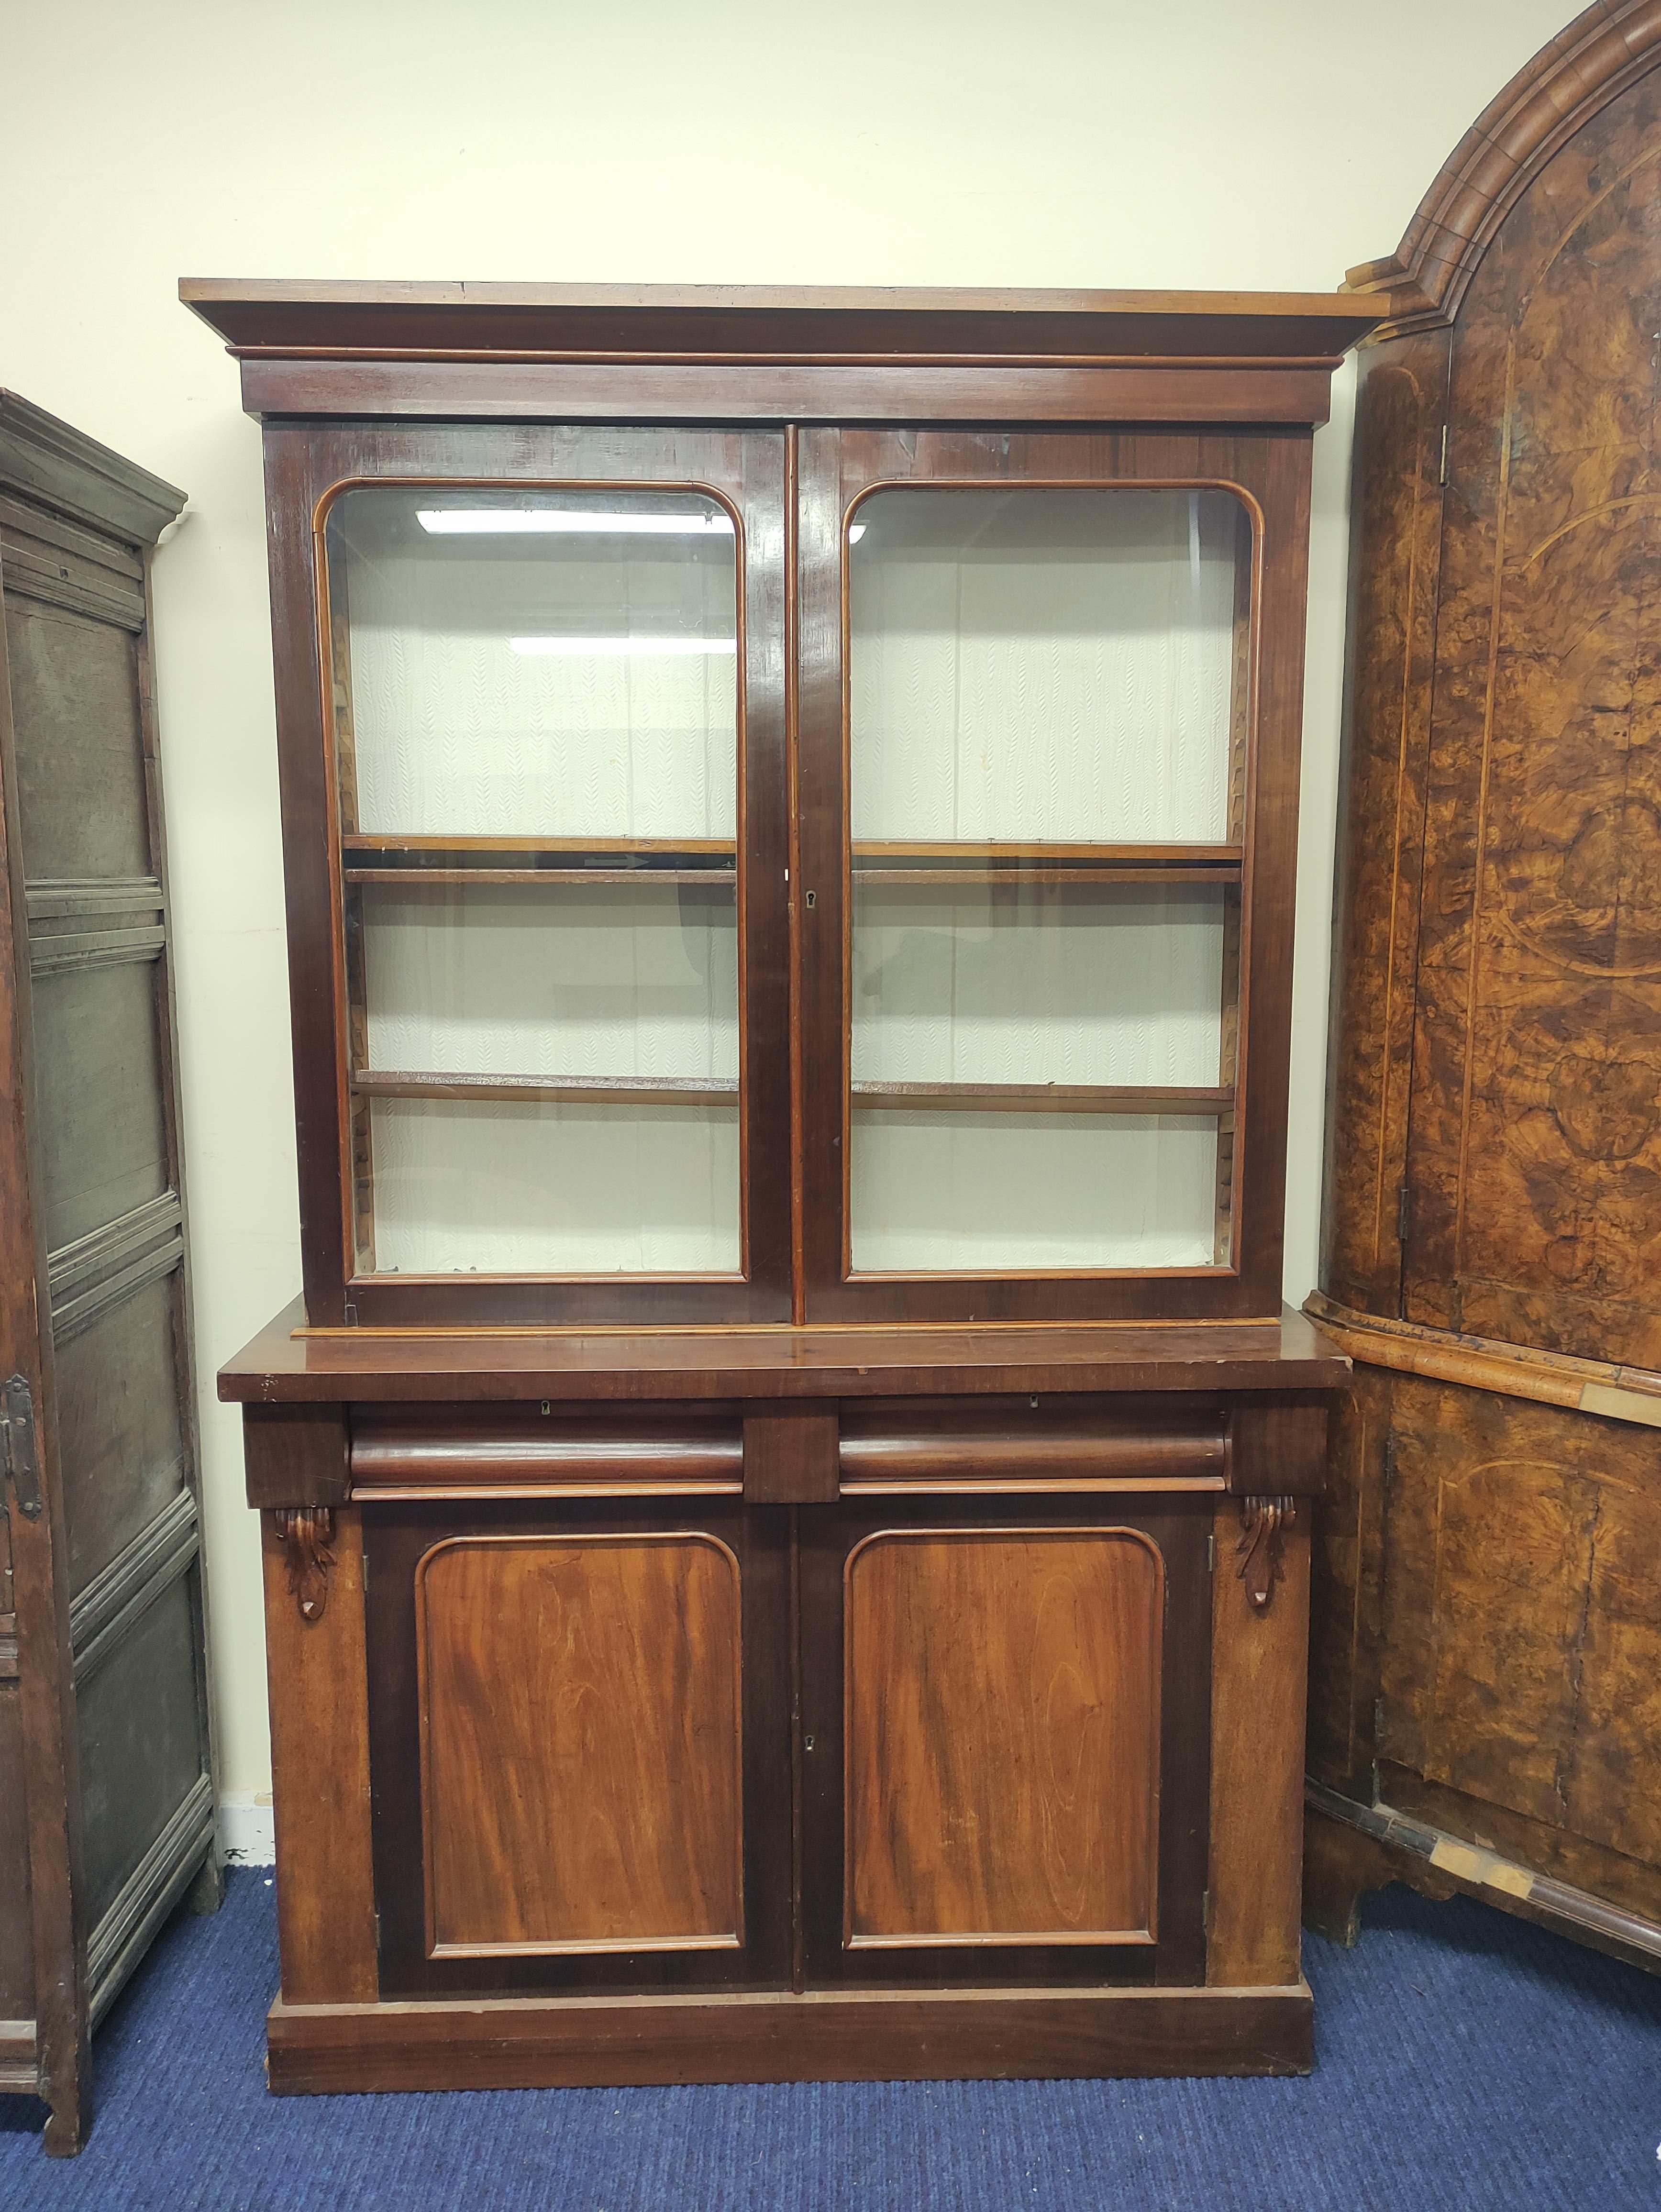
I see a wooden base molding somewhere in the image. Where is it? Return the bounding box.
[1304,1787,1661,1980]
[266,1981,1314,2094]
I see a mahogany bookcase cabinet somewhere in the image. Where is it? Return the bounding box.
[188,280,1371,2094]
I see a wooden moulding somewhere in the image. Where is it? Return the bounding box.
[260,1506,377,2006]
[265,1981,1313,2093]
[1304,1789,1661,1980]
[1344,0,1661,340]
[1304,1292,1661,1427]
[178,282,1380,428]
[1207,1498,1310,1985]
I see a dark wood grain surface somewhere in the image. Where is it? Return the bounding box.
[842,1526,1162,1947]
[416,1532,743,1956]
[220,1297,1347,1404]
[264,1979,1313,2093]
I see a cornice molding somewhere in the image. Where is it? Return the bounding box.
[0,391,184,546]
[1344,0,1661,341]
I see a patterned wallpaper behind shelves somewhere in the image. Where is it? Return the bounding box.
[344,542,738,841]
[850,487,1239,846]
[850,1111,1219,1271]
[368,1097,741,1276]
[362,884,738,1082]
[852,890,1225,1091]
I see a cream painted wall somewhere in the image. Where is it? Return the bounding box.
[0,0,1572,1798]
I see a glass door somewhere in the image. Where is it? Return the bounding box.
[314,433,790,1324]
[798,431,1285,1324]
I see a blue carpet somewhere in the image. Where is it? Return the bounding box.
[1,1869,1658,2210]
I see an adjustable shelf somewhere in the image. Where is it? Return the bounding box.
[353,1069,738,1108]
[850,1082,1233,1117]
[851,841,1242,887]
[343,834,738,888]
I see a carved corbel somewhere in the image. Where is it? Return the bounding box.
[1236,1494,1295,1613]
[273,1506,336,1624]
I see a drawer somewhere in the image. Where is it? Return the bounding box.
[349,1403,743,1499]
[837,1394,1228,1493]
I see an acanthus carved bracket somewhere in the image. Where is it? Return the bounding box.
[274,1506,336,1624]
[1236,1494,1296,1613]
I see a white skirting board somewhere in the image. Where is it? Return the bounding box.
[217,1793,276,1866]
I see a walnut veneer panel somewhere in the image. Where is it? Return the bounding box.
[1402,68,1661,1365]
[843,1527,1161,1946]
[416,1533,742,1954]
[1379,1374,1661,1874]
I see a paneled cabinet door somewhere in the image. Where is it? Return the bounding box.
[362,1500,791,1995]
[797,1499,1212,1985]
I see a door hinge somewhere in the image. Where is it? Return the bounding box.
[1396,1183,1411,1243]
[1201,1888,1210,1934]
[1206,1532,1216,1573]
[1383,1434,1398,1494]
[0,1375,42,1520]
[1438,422,1449,486]
[373,1908,382,1955]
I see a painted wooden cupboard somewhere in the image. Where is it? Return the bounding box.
[184,281,1369,2092]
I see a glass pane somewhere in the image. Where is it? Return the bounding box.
[852,885,1225,1089]
[849,487,1243,846]
[327,486,737,841]
[853,1114,1220,1271]
[847,486,1245,1274]
[325,487,742,1277]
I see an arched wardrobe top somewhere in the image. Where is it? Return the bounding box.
[1317,0,1661,1384]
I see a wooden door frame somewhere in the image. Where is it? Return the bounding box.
[260,422,795,1330]
[794,425,1313,1325]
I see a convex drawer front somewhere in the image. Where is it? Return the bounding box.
[358,1410,1214,1999]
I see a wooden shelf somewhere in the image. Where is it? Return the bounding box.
[347,869,736,887]
[343,834,738,889]
[855,867,1239,886]
[850,1082,1232,1116]
[852,842,1241,862]
[353,1070,739,1107]
[851,841,1240,888]
[343,835,737,854]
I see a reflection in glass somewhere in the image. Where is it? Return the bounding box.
[326,487,738,841]
[325,487,742,1277]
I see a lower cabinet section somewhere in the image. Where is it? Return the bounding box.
[363,1492,1211,2002]
[252,1383,1327,2089]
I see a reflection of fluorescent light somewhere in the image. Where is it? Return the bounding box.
[418,508,733,535]
[509,636,737,657]
[848,522,866,542]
